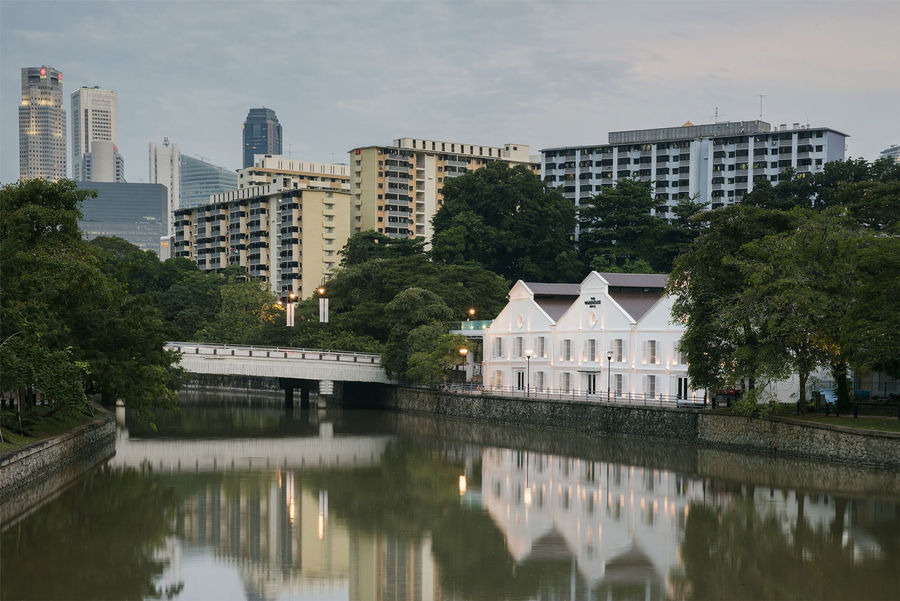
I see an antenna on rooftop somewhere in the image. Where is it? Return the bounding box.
[759,94,765,120]
[711,107,721,123]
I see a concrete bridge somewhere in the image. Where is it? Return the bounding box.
[166,342,391,407]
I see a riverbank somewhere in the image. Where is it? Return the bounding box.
[362,387,900,468]
[0,409,116,500]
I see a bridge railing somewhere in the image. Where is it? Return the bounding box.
[166,342,382,365]
[433,382,708,408]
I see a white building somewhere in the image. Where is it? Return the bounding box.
[483,272,699,402]
[149,137,180,235]
[542,120,847,238]
[71,86,124,182]
[19,66,67,181]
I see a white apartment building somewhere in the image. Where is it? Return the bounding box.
[71,86,124,182]
[542,120,847,236]
[482,272,699,402]
[149,137,180,235]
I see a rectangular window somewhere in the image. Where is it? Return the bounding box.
[563,339,572,361]
[537,336,546,358]
[515,336,524,358]
[614,374,623,397]
[677,377,689,400]
[494,337,503,358]
[588,339,597,362]
[647,375,656,398]
[645,340,658,364]
[495,370,503,388]
[614,339,624,362]
[561,372,571,393]
[536,371,545,391]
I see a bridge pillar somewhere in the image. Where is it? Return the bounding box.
[284,385,294,409]
[318,380,334,408]
[300,386,310,409]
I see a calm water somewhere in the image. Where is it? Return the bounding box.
[2,390,899,601]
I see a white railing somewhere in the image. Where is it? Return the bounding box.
[437,383,707,408]
[166,342,382,365]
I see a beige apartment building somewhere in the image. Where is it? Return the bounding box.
[349,138,538,241]
[240,155,350,192]
[173,181,350,300]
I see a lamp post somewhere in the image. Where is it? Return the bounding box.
[467,307,476,322]
[458,347,469,382]
[286,292,297,327]
[317,285,328,350]
[525,349,533,397]
[607,350,614,401]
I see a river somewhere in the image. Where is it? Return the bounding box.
[2,389,899,601]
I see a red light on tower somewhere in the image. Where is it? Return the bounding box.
[58,72,62,81]
[40,68,46,76]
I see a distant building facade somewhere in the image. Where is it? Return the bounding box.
[880,144,900,163]
[71,86,124,182]
[149,138,181,235]
[542,120,847,237]
[242,108,282,168]
[173,182,350,299]
[19,66,67,181]
[179,154,238,210]
[77,182,167,254]
[239,155,349,192]
[349,138,538,241]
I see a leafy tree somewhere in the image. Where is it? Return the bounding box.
[196,278,283,345]
[405,324,468,385]
[339,230,425,266]
[382,288,454,380]
[431,162,581,282]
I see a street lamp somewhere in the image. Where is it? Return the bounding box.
[525,349,533,397]
[286,292,297,327]
[317,285,328,350]
[467,307,476,321]
[458,347,469,381]
[607,350,614,401]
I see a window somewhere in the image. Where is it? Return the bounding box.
[494,337,503,358]
[647,375,656,398]
[677,377,689,400]
[516,371,525,391]
[495,370,503,388]
[536,371,545,391]
[561,372,571,393]
[563,339,573,361]
[645,340,658,364]
[614,374,623,397]
[614,339,624,362]
[515,336,524,358]
[587,339,597,362]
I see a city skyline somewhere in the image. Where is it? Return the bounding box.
[2,1,899,185]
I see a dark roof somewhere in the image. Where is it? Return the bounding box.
[524,282,581,296]
[609,289,664,321]
[535,298,577,322]
[597,272,668,288]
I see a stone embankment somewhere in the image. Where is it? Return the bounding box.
[0,412,116,501]
[369,387,900,468]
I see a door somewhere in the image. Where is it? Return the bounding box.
[516,371,525,391]
[587,373,597,395]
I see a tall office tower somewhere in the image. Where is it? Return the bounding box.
[541,120,847,237]
[349,138,539,241]
[18,66,67,181]
[71,86,124,182]
[149,138,181,234]
[880,144,900,163]
[242,108,282,168]
[180,154,238,210]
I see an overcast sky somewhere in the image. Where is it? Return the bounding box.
[2,0,899,184]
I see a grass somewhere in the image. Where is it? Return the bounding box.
[776,411,900,433]
[0,408,102,454]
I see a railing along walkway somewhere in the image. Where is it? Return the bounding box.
[166,342,382,365]
[436,383,708,409]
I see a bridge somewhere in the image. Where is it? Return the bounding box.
[166,342,392,407]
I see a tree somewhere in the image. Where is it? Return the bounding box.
[381,288,454,380]
[339,230,425,266]
[196,278,283,345]
[431,162,581,282]
[405,324,468,385]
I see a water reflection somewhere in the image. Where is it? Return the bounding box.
[1,395,899,601]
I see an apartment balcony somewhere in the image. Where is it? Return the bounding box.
[736,143,750,150]
[445,159,468,168]
[386,176,409,185]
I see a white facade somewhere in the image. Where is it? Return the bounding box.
[149,138,181,235]
[71,86,120,181]
[19,66,67,181]
[483,272,700,402]
[542,120,848,237]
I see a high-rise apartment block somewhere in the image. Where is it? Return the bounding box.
[19,66,67,181]
[239,155,349,192]
[173,162,351,299]
[149,138,181,234]
[349,138,538,240]
[71,86,125,182]
[542,120,847,231]
[242,108,282,168]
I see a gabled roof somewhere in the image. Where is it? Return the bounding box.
[599,273,668,289]
[522,273,668,323]
[524,282,581,296]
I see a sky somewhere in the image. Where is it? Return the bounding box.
[2,0,899,184]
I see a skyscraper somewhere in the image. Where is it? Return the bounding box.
[180,154,238,210]
[242,108,282,168]
[18,66,67,181]
[149,138,181,235]
[71,86,124,182]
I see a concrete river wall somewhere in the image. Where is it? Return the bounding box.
[364,387,900,468]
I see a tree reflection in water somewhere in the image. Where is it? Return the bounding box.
[1,466,182,601]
